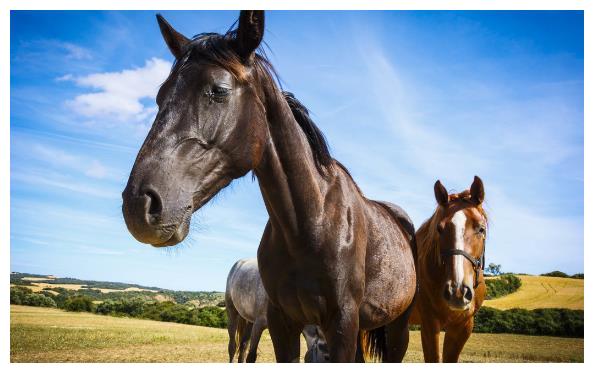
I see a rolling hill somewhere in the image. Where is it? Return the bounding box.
[483,275,583,310]
[10,272,225,307]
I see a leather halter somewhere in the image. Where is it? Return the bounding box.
[441,239,486,289]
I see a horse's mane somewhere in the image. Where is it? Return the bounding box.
[417,191,488,268]
[282,92,363,194]
[282,91,333,175]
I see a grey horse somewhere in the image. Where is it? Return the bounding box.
[226,258,329,363]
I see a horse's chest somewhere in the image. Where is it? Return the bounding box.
[258,248,330,324]
[270,267,328,322]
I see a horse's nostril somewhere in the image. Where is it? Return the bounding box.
[144,189,163,220]
[463,285,473,302]
[443,286,451,301]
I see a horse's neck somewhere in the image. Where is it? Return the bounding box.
[420,217,447,283]
[254,92,329,241]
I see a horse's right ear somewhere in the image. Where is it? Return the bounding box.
[156,14,190,60]
[234,10,265,62]
[434,180,449,206]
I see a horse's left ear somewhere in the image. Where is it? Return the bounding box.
[156,14,190,60]
[470,175,485,205]
[234,10,265,62]
[434,180,449,206]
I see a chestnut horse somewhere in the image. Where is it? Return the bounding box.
[121,11,417,362]
[409,176,487,362]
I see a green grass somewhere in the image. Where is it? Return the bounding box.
[10,305,583,363]
[484,275,583,310]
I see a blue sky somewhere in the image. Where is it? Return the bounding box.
[10,11,583,291]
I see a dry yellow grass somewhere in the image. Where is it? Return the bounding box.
[10,305,583,363]
[21,277,55,282]
[12,282,158,294]
[97,287,158,293]
[484,275,583,310]
[30,282,85,291]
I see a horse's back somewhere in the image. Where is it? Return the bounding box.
[226,258,268,324]
[374,201,416,243]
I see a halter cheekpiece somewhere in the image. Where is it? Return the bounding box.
[441,239,486,289]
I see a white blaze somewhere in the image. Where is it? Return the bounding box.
[451,210,467,285]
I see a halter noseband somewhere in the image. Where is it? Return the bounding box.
[441,239,486,289]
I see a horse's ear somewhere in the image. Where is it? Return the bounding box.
[156,14,190,60]
[470,175,485,205]
[234,10,265,62]
[434,180,449,206]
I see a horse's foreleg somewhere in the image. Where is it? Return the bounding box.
[420,317,441,362]
[267,303,302,362]
[323,307,359,362]
[442,319,473,363]
[246,319,266,363]
[237,320,253,363]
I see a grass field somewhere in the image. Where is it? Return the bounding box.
[10,305,583,363]
[484,275,584,310]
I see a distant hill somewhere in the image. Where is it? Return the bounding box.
[10,272,225,307]
[483,275,583,310]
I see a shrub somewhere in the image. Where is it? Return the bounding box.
[194,306,228,328]
[474,307,583,338]
[10,286,32,305]
[24,293,57,308]
[64,296,95,312]
[485,274,522,300]
[10,287,57,308]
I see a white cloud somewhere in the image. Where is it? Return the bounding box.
[11,170,119,199]
[56,74,73,82]
[29,143,115,181]
[66,58,171,123]
[85,160,108,179]
[61,42,92,60]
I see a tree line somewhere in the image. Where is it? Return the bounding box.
[11,284,583,338]
[10,286,227,329]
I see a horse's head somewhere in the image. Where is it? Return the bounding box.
[122,11,269,247]
[433,176,487,311]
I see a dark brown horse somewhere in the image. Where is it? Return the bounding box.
[121,11,417,362]
[409,176,487,362]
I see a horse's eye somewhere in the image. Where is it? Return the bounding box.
[207,85,231,103]
[212,86,230,96]
[477,226,486,235]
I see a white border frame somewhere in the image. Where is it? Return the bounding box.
[2,0,590,371]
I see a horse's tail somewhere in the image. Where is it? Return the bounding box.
[235,317,248,356]
[359,327,387,362]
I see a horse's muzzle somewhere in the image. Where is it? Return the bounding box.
[443,281,473,310]
[121,184,190,246]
